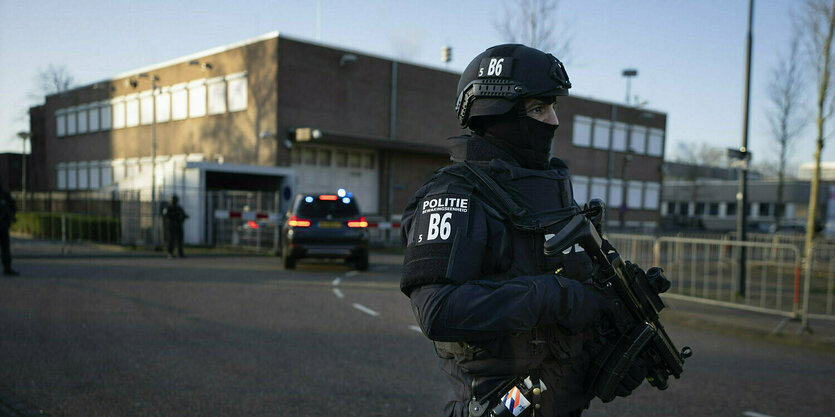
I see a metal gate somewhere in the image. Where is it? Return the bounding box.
[207,190,281,253]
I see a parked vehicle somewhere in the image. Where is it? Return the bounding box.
[280,190,369,270]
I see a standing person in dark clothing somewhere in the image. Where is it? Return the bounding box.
[0,184,19,276]
[400,44,647,416]
[162,195,188,258]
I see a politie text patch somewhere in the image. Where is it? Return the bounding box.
[412,194,470,246]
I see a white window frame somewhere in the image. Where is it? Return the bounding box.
[78,161,89,190]
[590,177,608,201]
[643,182,660,210]
[56,109,67,137]
[67,162,78,190]
[226,72,248,112]
[156,87,171,123]
[207,76,227,115]
[593,119,611,150]
[77,105,88,134]
[188,79,207,118]
[100,101,112,130]
[647,128,664,157]
[572,175,589,204]
[88,104,100,132]
[66,107,77,135]
[125,93,139,127]
[171,83,188,121]
[112,97,126,129]
[140,91,154,125]
[571,115,592,148]
[57,163,67,190]
[629,126,647,155]
[608,179,624,207]
[627,180,644,209]
[612,122,628,152]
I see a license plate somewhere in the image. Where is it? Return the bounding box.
[318,221,342,228]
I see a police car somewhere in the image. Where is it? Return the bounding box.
[280,189,369,270]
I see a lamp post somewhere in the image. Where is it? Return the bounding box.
[622,69,638,105]
[16,131,30,210]
[134,73,160,246]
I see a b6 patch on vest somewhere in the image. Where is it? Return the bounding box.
[412,194,469,246]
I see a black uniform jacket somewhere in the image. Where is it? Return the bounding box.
[400,135,597,416]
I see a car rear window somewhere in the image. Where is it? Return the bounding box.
[295,198,360,218]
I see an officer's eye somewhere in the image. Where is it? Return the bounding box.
[527,105,543,114]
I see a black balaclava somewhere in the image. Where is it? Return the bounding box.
[475,103,558,169]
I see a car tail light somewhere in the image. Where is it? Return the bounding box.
[347,216,368,228]
[247,220,259,229]
[319,195,338,200]
[288,215,311,227]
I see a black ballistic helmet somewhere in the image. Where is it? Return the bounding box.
[455,44,571,128]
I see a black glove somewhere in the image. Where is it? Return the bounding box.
[562,279,613,334]
[614,358,647,397]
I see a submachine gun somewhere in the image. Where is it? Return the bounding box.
[544,208,692,402]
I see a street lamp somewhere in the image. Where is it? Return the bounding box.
[622,68,638,105]
[132,73,160,246]
[16,131,30,210]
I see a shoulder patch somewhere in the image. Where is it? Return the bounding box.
[411,193,471,246]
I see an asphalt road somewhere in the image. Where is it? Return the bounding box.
[1,254,833,417]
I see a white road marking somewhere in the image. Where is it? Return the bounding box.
[333,288,344,299]
[332,277,341,286]
[346,271,358,277]
[352,303,379,317]
[409,325,422,333]
[743,412,778,417]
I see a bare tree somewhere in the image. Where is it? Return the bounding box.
[36,64,75,96]
[494,0,572,59]
[797,0,835,254]
[674,142,727,168]
[766,33,807,226]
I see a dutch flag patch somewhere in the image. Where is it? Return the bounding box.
[501,386,531,416]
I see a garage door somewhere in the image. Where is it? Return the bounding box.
[291,145,379,215]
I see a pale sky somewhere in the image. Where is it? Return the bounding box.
[0,0,825,170]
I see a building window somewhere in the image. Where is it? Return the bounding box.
[67,163,78,189]
[100,103,112,130]
[709,203,719,216]
[678,202,689,216]
[302,148,316,165]
[630,126,646,154]
[612,122,627,151]
[125,94,139,127]
[101,162,112,187]
[207,78,227,115]
[57,164,67,190]
[666,201,676,215]
[171,84,188,121]
[759,203,772,217]
[362,154,375,169]
[572,115,592,147]
[335,151,348,167]
[727,202,737,216]
[644,182,660,210]
[608,179,623,207]
[56,112,67,137]
[156,89,170,123]
[227,73,248,112]
[140,92,154,125]
[627,180,643,209]
[188,80,207,118]
[88,106,99,132]
[349,152,362,168]
[648,128,664,157]
[593,119,611,150]
[590,177,608,201]
[317,149,331,166]
[78,163,89,190]
[77,107,88,134]
[572,175,589,204]
[66,108,77,135]
[695,202,705,215]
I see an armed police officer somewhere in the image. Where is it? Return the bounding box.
[400,45,645,417]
